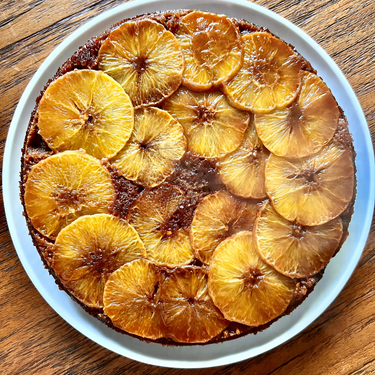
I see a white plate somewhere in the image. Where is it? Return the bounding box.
[3,0,375,369]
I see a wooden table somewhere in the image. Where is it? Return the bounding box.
[1,0,374,373]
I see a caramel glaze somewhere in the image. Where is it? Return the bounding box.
[20,10,357,346]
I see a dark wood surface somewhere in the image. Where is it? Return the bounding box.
[1,0,374,373]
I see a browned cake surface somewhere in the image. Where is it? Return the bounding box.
[19,9,356,345]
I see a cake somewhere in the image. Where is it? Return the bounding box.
[20,10,356,345]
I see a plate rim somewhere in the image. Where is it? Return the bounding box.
[3,0,375,369]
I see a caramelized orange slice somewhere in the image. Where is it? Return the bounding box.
[98,19,184,107]
[191,190,260,264]
[208,231,295,326]
[128,184,194,267]
[217,119,269,198]
[160,267,228,343]
[53,214,146,308]
[223,32,302,113]
[254,202,343,278]
[103,259,165,340]
[175,11,243,91]
[255,72,339,158]
[265,140,354,225]
[111,107,186,188]
[24,151,115,239]
[38,70,134,159]
[163,88,249,158]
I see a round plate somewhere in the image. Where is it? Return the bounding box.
[3,0,374,369]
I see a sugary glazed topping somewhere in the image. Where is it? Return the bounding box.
[22,10,355,344]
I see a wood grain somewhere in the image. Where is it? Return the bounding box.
[1,0,374,373]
